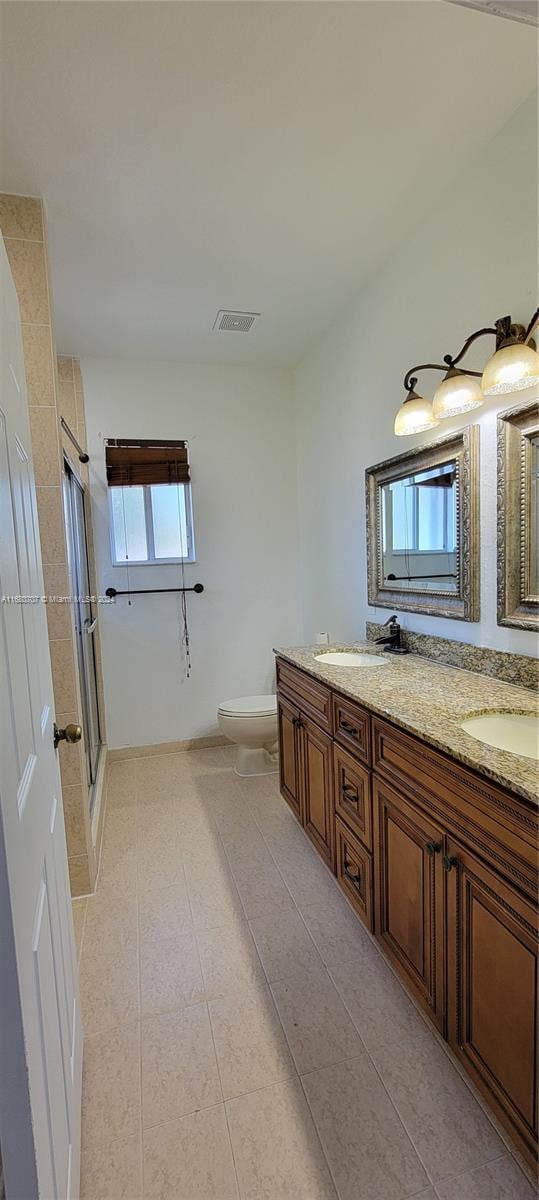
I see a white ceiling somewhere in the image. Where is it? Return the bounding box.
[1,1,537,365]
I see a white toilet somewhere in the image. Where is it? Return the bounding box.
[218,694,279,777]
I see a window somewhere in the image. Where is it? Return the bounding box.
[384,464,456,555]
[109,483,195,564]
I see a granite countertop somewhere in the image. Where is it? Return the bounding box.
[274,644,539,805]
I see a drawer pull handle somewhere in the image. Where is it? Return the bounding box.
[342,783,359,806]
[340,719,359,740]
[343,857,361,887]
[425,841,441,856]
[292,717,303,730]
[443,855,460,872]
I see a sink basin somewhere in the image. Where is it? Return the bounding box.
[314,651,388,668]
[460,712,539,760]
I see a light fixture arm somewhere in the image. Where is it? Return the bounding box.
[402,312,535,392]
[403,363,448,392]
[446,325,496,368]
[524,306,539,344]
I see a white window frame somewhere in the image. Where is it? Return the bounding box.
[386,472,455,556]
[109,482,196,566]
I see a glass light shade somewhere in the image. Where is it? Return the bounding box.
[432,371,484,419]
[394,390,439,436]
[482,342,539,397]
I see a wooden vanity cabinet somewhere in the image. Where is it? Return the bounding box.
[446,837,538,1160]
[276,657,538,1164]
[373,777,445,1033]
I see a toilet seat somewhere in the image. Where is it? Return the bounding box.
[218,694,277,719]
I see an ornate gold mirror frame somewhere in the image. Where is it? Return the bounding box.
[366,426,479,621]
[497,400,539,631]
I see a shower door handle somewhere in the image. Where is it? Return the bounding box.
[85,617,97,634]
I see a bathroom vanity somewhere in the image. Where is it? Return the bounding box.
[275,646,538,1166]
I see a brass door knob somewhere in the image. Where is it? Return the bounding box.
[54,723,82,749]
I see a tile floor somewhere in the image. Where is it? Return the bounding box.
[73,746,536,1200]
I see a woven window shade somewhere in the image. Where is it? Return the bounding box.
[105,440,190,487]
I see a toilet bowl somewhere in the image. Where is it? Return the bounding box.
[218,695,278,777]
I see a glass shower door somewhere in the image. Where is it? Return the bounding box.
[64,461,102,803]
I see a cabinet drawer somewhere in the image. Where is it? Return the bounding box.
[333,694,371,765]
[333,745,372,850]
[372,717,538,901]
[276,659,332,733]
[335,816,373,931]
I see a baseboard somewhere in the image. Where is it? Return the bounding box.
[107,734,229,761]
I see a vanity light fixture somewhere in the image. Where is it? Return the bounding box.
[393,384,439,436]
[395,307,539,435]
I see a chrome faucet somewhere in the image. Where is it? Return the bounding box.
[374,615,408,654]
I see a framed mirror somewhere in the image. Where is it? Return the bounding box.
[497,400,539,630]
[366,427,479,621]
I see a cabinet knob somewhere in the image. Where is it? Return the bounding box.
[425,841,441,856]
[443,855,460,872]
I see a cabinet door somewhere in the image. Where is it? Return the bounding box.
[374,778,445,1032]
[302,716,335,870]
[277,694,302,823]
[446,838,538,1161]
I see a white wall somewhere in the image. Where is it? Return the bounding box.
[83,360,301,748]
[294,92,538,658]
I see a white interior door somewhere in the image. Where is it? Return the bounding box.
[0,238,83,1197]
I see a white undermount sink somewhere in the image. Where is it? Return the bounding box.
[460,712,539,761]
[314,651,388,667]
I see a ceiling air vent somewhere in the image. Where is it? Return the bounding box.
[213,310,260,333]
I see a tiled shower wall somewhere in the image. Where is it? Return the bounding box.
[0,194,105,896]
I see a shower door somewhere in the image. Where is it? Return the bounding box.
[64,460,102,806]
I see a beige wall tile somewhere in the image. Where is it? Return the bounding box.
[29,406,61,485]
[42,563,72,640]
[4,237,49,323]
[69,854,91,897]
[72,897,87,963]
[36,486,66,565]
[62,783,87,856]
[58,720,86,789]
[21,324,54,405]
[58,378,77,429]
[50,637,78,711]
[57,355,74,383]
[0,194,43,240]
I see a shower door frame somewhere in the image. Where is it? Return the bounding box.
[63,456,102,810]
